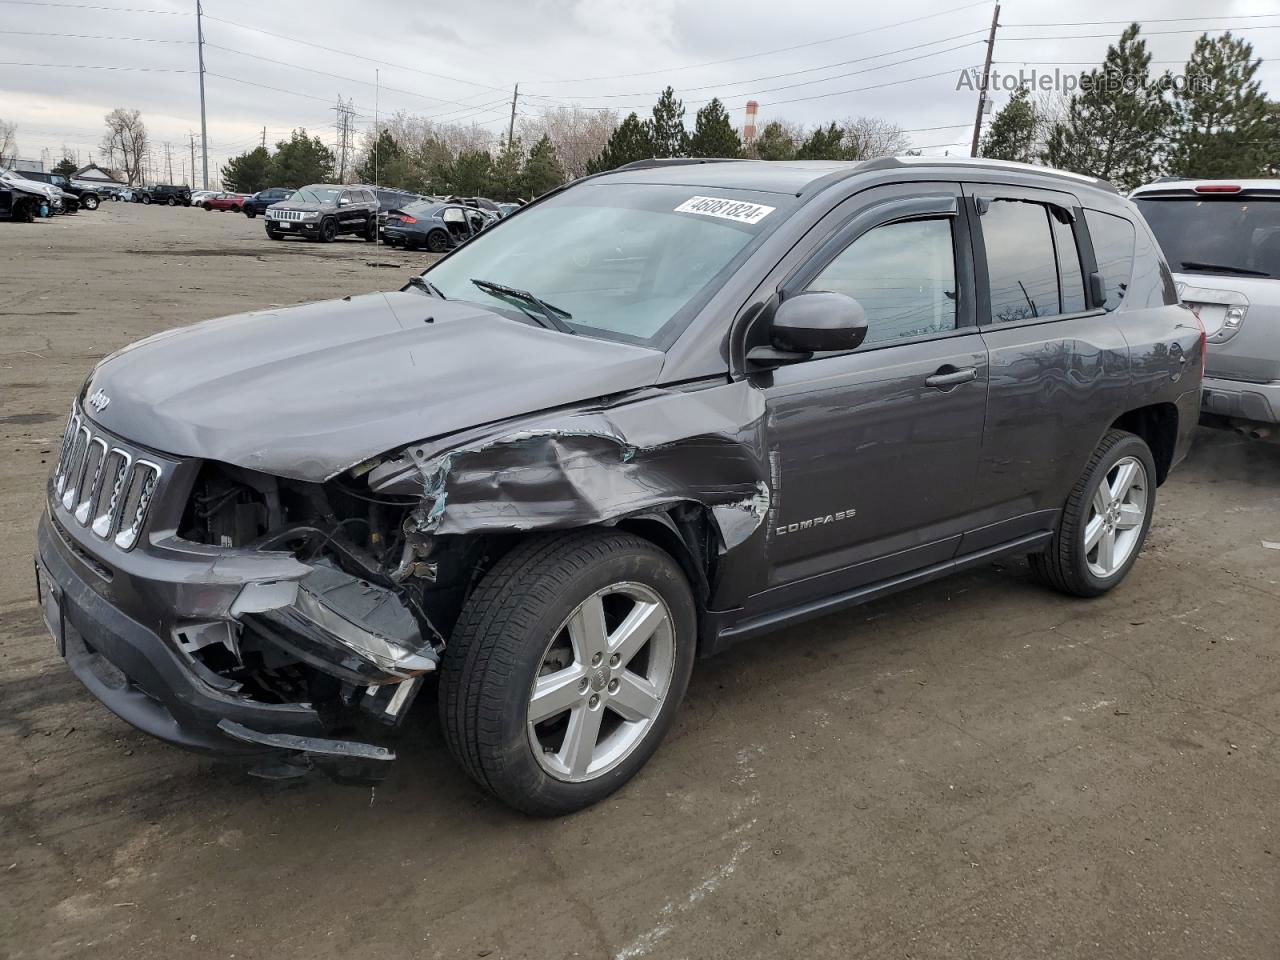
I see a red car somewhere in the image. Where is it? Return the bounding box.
[202,192,250,212]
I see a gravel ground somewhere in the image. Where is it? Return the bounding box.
[1,202,1278,960]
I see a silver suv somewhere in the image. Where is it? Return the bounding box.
[1132,179,1280,439]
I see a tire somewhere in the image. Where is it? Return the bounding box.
[203,203,213,211]
[82,195,99,211]
[167,198,177,206]
[266,228,283,240]
[426,229,449,253]
[245,209,257,219]
[14,198,35,223]
[142,195,152,205]
[1029,429,1157,598]
[319,217,337,242]
[364,216,378,242]
[440,530,697,816]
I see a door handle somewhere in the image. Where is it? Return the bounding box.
[925,366,978,389]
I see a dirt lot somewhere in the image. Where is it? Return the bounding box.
[2,202,1279,960]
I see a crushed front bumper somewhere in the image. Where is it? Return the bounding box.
[36,510,432,781]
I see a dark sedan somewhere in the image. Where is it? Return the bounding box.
[382,199,487,252]
[242,187,294,218]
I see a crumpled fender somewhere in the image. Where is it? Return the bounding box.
[367,380,773,553]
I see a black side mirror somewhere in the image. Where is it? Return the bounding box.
[769,291,869,354]
[1089,271,1107,308]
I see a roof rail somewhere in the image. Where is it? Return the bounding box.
[857,156,1120,194]
[614,157,755,171]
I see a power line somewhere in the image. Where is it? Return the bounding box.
[0,0,187,11]
[531,0,991,84]
[0,29,193,42]
[1004,13,1280,28]
[1001,23,1280,41]
[0,60,193,71]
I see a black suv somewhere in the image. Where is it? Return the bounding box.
[262,183,379,241]
[141,184,192,206]
[241,187,294,218]
[36,158,1203,815]
[19,171,101,210]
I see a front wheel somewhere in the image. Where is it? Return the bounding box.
[266,228,283,240]
[440,530,697,816]
[167,198,177,206]
[1030,430,1156,597]
[142,195,152,204]
[318,217,337,242]
[364,216,378,241]
[245,209,256,219]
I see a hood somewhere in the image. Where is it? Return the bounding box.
[83,291,666,482]
[270,198,332,211]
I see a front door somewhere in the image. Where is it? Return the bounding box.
[754,185,989,607]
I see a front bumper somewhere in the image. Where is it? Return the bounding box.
[1201,374,1280,425]
[36,509,429,781]
[266,218,320,236]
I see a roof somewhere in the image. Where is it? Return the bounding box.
[1130,177,1280,197]
[593,156,1119,197]
[72,163,124,183]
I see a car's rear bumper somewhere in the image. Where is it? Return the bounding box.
[1201,374,1280,425]
[35,511,418,781]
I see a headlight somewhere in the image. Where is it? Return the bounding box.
[301,211,319,220]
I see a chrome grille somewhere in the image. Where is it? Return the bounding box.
[270,209,307,221]
[51,406,163,551]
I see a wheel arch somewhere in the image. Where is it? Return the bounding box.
[1109,402,1179,485]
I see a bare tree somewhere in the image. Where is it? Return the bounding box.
[842,115,910,159]
[0,118,17,167]
[100,108,148,185]
[519,105,619,179]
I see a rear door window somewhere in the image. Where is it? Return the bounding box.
[981,199,1061,322]
[1084,210,1136,312]
[1050,215,1087,313]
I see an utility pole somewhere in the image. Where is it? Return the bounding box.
[260,126,266,149]
[969,1,1000,158]
[189,132,196,186]
[507,82,519,149]
[165,141,173,182]
[373,68,380,186]
[196,0,209,189]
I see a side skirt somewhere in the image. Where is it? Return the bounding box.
[700,530,1054,657]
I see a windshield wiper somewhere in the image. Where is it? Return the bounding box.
[406,275,447,299]
[470,278,574,333]
[1179,260,1270,278]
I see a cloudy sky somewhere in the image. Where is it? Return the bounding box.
[2,0,1279,181]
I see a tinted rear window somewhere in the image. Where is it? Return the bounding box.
[1085,210,1135,311]
[1134,195,1280,281]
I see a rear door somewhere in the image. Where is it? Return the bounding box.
[964,183,1131,550]
[753,183,990,605]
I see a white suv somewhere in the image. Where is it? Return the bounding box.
[1132,179,1280,439]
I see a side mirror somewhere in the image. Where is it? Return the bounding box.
[769,291,869,354]
[1088,271,1107,308]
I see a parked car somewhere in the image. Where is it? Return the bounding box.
[1131,178,1280,439]
[202,192,250,212]
[496,201,523,217]
[0,169,60,214]
[20,171,101,210]
[382,199,485,251]
[262,183,379,241]
[0,176,51,221]
[113,186,139,202]
[448,195,502,216]
[189,190,217,206]
[36,157,1202,815]
[241,187,294,218]
[143,184,192,206]
[367,186,422,235]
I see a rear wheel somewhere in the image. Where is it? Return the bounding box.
[440,530,696,816]
[364,216,378,241]
[1030,430,1156,597]
[82,195,99,211]
[245,209,256,218]
[426,229,449,253]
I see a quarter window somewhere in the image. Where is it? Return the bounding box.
[981,199,1061,323]
[806,218,958,346]
[1051,215,1087,313]
[1085,210,1136,312]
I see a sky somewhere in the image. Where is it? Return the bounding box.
[2,0,1279,182]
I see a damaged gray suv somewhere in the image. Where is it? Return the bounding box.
[37,157,1203,814]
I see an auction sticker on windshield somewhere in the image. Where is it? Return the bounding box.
[674,196,776,225]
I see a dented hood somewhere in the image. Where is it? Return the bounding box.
[83,291,667,481]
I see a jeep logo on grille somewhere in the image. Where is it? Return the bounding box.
[87,389,110,413]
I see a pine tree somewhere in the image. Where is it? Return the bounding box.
[490,137,525,201]
[521,134,565,198]
[585,113,655,173]
[1166,32,1271,179]
[271,129,336,188]
[649,86,689,158]
[688,98,741,158]
[981,86,1038,163]
[752,121,797,161]
[1042,24,1172,190]
[443,149,493,196]
[796,122,844,160]
[221,146,274,193]
[356,129,401,184]
[52,156,78,177]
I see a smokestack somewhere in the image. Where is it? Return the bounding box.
[744,100,759,144]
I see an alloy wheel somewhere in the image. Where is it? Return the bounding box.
[527,582,675,783]
[1085,455,1148,578]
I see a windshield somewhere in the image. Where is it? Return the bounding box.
[293,186,341,204]
[422,183,789,346]
[1135,195,1280,280]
